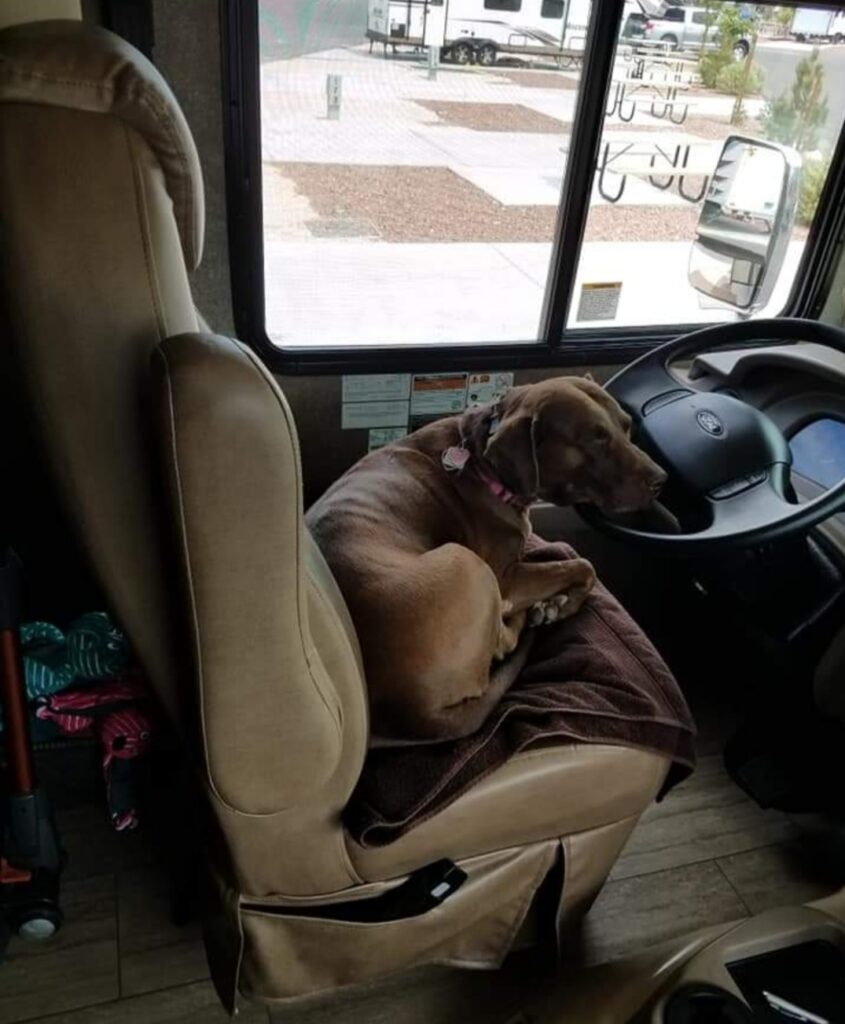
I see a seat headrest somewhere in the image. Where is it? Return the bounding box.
[0,19,204,269]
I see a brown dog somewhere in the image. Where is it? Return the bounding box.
[306,377,666,741]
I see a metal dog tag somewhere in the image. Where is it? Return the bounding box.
[441,446,470,473]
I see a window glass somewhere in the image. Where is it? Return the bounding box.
[692,12,708,25]
[541,0,565,18]
[260,0,588,347]
[662,8,685,21]
[568,0,845,330]
[485,0,522,11]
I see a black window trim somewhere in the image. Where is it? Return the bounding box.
[221,0,845,377]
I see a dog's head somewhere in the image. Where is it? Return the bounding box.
[482,376,666,512]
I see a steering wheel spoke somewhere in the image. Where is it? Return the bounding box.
[604,350,687,417]
[704,472,795,543]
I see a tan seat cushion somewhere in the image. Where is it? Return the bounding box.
[348,742,668,881]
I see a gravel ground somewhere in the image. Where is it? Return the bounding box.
[604,114,763,141]
[277,163,555,242]
[497,69,581,90]
[415,100,569,133]
[275,162,709,243]
[584,203,701,241]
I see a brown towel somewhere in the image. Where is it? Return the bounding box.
[344,538,696,847]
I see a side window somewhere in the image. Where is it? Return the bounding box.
[571,1,845,329]
[692,12,707,24]
[231,0,845,359]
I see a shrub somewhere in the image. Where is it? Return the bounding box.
[762,48,829,152]
[699,46,732,89]
[798,157,830,225]
[715,58,763,96]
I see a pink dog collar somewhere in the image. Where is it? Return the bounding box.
[441,446,523,508]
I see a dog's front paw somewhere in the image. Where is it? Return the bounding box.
[529,594,570,627]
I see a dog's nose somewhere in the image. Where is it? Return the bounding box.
[648,467,668,494]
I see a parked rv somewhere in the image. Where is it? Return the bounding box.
[366,0,647,64]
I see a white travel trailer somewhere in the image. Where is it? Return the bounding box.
[366,0,594,64]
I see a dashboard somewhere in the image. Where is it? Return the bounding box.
[686,341,845,556]
[789,418,845,490]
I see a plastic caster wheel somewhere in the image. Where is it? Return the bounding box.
[14,906,62,941]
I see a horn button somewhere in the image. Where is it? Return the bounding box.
[637,392,791,496]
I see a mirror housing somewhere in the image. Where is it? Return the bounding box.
[688,135,802,315]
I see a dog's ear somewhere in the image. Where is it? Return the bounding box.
[583,371,595,382]
[484,391,540,499]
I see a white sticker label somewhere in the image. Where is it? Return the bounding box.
[410,373,468,417]
[341,400,409,430]
[577,282,621,322]
[342,374,411,403]
[368,427,408,452]
[467,372,514,409]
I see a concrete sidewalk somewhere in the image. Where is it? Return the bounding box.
[264,239,806,348]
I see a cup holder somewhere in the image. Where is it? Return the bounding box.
[664,983,754,1024]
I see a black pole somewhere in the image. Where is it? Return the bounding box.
[541,0,624,346]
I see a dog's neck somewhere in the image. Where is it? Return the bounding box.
[450,407,529,510]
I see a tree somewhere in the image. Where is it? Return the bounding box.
[763,48,829,151]
[726,5,764,125]
[699,0,723,52]
[774,6,794,36]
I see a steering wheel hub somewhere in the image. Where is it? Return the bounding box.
[639,390,790,496]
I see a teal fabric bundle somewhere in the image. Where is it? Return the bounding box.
[1,613,130,728]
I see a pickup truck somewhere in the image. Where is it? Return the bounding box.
[642,6,751,59]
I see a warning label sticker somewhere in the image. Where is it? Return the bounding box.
[341,400,409,430]
[576,282,622,322]
[410,373,468,430]
[467,372,514,409]
[342,374,411,403]
[410,373,468,417]
[368,427,408,452]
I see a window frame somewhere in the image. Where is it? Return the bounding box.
[221,0,845,376]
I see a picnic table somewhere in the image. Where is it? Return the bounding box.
[627,51,699,81]
[630,55,699,83]
[606,74,694,124]
[596,132,718,203]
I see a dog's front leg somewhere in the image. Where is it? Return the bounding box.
[495,604,528,661]
[503,558,596,626]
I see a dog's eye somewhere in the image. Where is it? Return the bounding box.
[592,425,611,446]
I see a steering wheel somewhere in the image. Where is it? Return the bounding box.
[580,318,845,552]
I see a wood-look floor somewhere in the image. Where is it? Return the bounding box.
[3,706,843,1024]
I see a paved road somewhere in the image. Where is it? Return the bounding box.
[756,40,845,147]
[259,0,369,62]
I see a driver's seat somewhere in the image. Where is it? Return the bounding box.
[0,20,672,1007]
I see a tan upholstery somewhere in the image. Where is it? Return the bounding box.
[0,20,670,1009]
[520,892,845,1023]
[0,1,80,31]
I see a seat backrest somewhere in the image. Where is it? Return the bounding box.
[0,19,201,723]
[154,334,369,895]
[0,22,369,895]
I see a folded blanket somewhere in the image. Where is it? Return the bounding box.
[344,538,696,847]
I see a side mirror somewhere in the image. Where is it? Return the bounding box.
[688,136,802,315]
